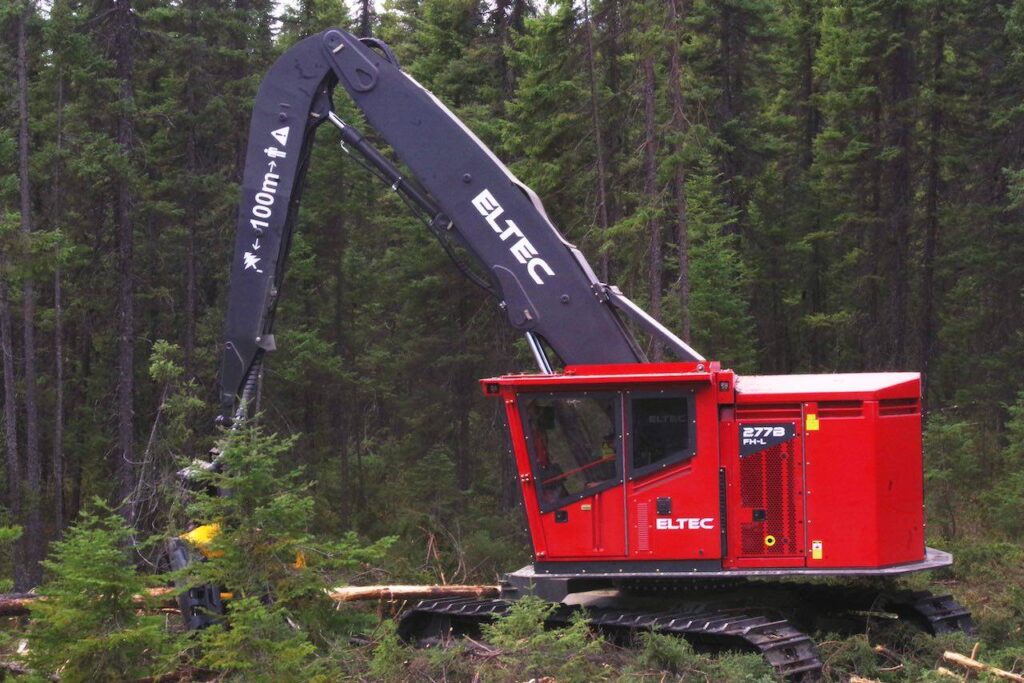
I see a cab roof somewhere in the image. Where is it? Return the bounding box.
[735,372,920,402]
[481,363,920,403]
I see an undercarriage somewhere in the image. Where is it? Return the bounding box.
[398,553,974,681]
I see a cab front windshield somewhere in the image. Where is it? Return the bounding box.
[520,393,620,511]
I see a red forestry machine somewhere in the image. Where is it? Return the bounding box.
[180,29,973,679]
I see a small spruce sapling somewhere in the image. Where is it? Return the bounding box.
[28,500,182,682]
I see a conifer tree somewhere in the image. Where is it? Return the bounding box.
[28,501,182,681]
[180,423,393,679]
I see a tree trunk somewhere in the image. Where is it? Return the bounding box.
[600,0,624,275]
[183,23,198,378]
[17,0,42,587]
[796,0,822,370]
[641,52,663,360]
[667,0,691,342]
[108,0,138,525]
[454,290,472,495]
[883,1,914,368]
[717,1,743,225]
[798,0,820,171]
[0,283,24,590]
[358,0,373,37]
[52,68,66,531]
[583,0,613,283]
[920,12,943,399]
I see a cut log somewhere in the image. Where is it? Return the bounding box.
[0,659,59,680]
[327,584,500,603]
[0,593,38,617]
[0,588,175,617]
[943,650,1024,682]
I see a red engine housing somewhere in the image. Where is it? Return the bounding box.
[482,362,925,573]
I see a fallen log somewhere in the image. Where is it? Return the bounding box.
[0,660,60,681]
[326,584,500,603]
[0,593,39,618]
[0,588,176,618]
[0,584,501,618]
[943,650,1024,682]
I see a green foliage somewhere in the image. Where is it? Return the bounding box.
[367,619,411,682]
[710,652,776,682]
[982,392,1024,538]
[197,596,326,683]
[924,413,984,539]
[27,501,182,682]
[0,523,21,595]
[179,424,393,678]
[184,424,393,603]
[637,631,700,674]
[680,155,757,371]
[482,596,603,682]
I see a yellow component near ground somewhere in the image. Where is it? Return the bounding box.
[764,535,777,547]
[181,523,224,559]
[805,413,820,431]
[182,523,307,568]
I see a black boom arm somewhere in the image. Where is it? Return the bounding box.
[220,29,701,416]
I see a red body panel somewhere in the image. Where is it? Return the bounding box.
[483,362,925,572]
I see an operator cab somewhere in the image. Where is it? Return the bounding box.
[483,362,944,578]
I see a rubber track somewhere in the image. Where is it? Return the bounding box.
[398,597,823,681]
[767,583,976,636]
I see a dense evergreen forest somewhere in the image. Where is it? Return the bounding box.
[2,0,1024,679]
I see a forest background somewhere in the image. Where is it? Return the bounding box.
[1,0,1024,678]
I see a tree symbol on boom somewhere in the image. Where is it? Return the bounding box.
[243,252,263,273]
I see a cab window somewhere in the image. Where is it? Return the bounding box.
[520,393,621,512]
[629,394,694,478]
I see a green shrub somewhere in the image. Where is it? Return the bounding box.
[482,596,603,682]
[367,620,412,682]
[710,651,776,682]
[28,501,182,682]
[197,596,326,682]
[637,631,700,674]
[178,424,395,678]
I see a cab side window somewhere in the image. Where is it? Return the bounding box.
[629,395,694,477]
[520,393,621,511]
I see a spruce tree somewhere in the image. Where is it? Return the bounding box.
[28,502,183,681]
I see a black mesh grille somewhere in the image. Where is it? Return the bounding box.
[738,439,800,555]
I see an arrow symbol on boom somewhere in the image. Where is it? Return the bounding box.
[268,160,277,171]
[252,238,261,251]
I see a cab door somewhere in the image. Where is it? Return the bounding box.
[519,392,627,559]
[623,387,722,563]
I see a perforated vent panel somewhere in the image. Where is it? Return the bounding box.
[636,502,650,552]
[738,436,802,556]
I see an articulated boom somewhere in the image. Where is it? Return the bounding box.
[219,28,698,420]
